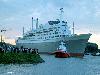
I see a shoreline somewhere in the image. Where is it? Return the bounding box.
[0,42,45,64]
[0,52,44,64]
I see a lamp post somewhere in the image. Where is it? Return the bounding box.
[0,29,6,43]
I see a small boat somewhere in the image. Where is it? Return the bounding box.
[95,52,100,56]
[91,52,100,56]
[54,42,70,58]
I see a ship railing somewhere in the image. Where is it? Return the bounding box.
[70,34,77,36]
[36,32,42,34]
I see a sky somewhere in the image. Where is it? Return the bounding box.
[0,0,100,48]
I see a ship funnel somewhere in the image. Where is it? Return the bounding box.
[72,22,75,35]
[36,18,38,29]
[32,17,33,30]
[23,27,24,36]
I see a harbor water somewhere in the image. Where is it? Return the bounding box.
[0,54,100,75]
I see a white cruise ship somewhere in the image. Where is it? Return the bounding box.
[16,8,91,56]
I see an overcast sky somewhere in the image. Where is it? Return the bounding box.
[0,0,100,47]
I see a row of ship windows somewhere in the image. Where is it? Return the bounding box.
[27,32,61,37]
[28,27,66,35]
[28,35,66,39]
[36,28,66,33]
[25,29,67,37]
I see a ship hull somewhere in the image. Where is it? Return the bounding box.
[16,34,91,56]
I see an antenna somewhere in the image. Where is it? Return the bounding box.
[72,22,75,35]
[23,27,24,36]
[60,8,64,22]
[32,17,33,30]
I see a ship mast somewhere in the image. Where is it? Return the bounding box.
[72,22,75,35]
[23,27,24,36]
[60,8,64,23]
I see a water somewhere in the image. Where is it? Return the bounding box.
[0,55,100,75]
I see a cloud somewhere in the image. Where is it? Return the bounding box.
[1,0,9,2]
[4,38,16,45]
[89,34,100,48]
[4,17,16,21]
[1,0,14,2]
[95,10,100,17]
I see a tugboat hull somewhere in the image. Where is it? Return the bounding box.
[54,51,70,58]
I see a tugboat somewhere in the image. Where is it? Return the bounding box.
[91,52,100,56]
[54,42,70,58]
